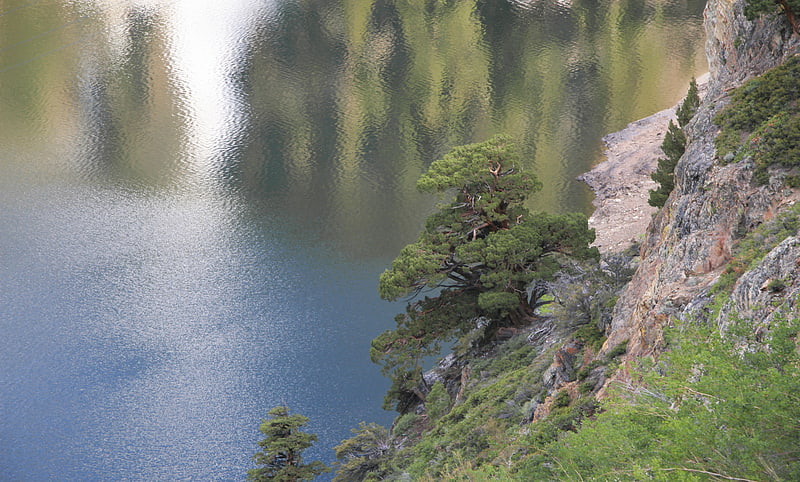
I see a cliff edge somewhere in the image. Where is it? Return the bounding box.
[600,0,800,386]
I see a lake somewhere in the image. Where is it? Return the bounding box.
[0,0,706,479]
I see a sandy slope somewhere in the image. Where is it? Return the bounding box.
[578,109,670,253]
[580,75,708,254]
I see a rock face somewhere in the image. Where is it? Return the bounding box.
[705,0,797,93]
[719,236,800,329]
[600,0,800,374]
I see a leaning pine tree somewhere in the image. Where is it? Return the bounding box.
[372,135,598,412]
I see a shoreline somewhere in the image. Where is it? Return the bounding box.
[578,108,670,253]
[580,74,709,254]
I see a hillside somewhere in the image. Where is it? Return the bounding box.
[331,1,800,479]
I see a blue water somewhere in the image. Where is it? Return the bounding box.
[0,181,397,480]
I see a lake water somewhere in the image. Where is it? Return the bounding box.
[0,0,706,479]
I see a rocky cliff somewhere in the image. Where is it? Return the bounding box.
[600,0,800,385]
[409,0,800,430]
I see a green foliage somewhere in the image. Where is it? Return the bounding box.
[425,381,452,421]
[399,355,549,477]
[574,322,607,352]
[552,389,571,409]
[333,423,394,482]
[248,406,330,482]
[417,453,515,481]
[415,134,540,200]
[461,211,599,315]
[716,56,800,147]
[744,110,800,183]
[676,77,700,128]
[786,174,800,187]
[744,0,800,33]
[714,57,800,183]
[375,135,598,412]
[648,120,687,208]
[522,311,800,481]
[522,396,598,453]
[605,340,628,360]
[392,413,419,437]
[469,332,538,378]
[712,202,800,295]
[576,360,604,381]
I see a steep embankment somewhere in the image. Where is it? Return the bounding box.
[333,2,800,479]
[600,0,800,372]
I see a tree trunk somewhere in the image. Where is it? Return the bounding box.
[779,0,800,35]
[509,298,535,326]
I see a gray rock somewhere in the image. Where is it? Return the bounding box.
[718,235,800,330]
[601,0,800,361]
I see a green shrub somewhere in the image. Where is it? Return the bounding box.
[578,381,595,395]
[392,413,418,436]
[576,360,603,381]
[605,340,628,360]
[745,111,800,181]
[552,389,571,409]
[425,381,451,421]
[574,323,606,352]
[786,174,800,187]
[533,311,800,482]
[469,332,538,378]
[714,57,800,183]
[767,278,786,293]
[418,454,515,481]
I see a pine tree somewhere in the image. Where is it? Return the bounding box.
[675,78,700,128]
[248,406,330,481]
[648,120,686,208]
[649,78,701,208]
[374,135,598,411]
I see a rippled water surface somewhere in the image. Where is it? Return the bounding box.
[0,0,706,479]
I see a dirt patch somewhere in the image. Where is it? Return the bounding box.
[579,75,708,254]
[578,109,671,253]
